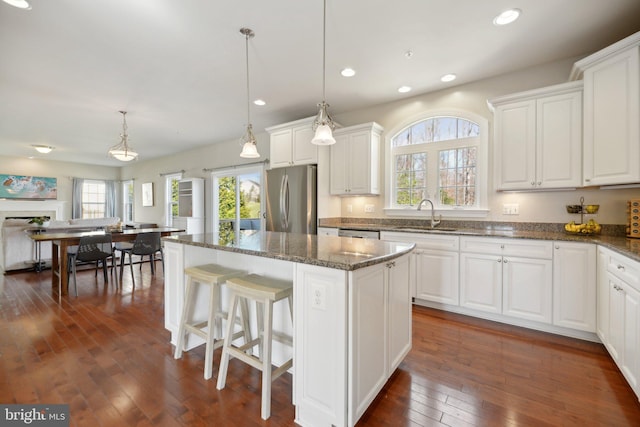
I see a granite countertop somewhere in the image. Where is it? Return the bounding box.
[163,230,415,271]
[324,222,640,263]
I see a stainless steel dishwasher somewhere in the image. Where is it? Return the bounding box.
[337,228,380,239]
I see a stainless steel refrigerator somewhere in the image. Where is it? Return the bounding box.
[265,164,317,234]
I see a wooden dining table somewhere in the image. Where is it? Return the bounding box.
[29,227,184,295]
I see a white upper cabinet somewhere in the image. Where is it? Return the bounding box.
[572,31,640,186]
[330,122,382,196]
[266,117,318,169]
[489,81,583,190]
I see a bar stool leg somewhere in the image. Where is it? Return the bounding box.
[217,292,239,390]
[174,276,195,359]
[261,297,274,420]
[204,282,220,380]
[239,298,252,355]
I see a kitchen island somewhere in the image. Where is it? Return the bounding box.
[163,230,415,427]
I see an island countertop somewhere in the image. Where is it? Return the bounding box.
[163,230,414,271]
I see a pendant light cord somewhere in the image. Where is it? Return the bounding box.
[322,0,327,102]
[245,31,251,124]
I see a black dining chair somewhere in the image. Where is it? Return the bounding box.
[114,232,163,286]
[67,234,118,296]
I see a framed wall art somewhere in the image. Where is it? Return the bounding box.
[142,182,154,207]
[0,174,57,200]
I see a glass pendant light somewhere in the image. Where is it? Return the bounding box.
[311,0,336,145]
[108,111,138,162]
[239,28,260,158]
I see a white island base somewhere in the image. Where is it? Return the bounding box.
[164,239,412,427]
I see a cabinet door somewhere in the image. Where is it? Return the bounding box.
[597,247,610,341]
[537,91,583,188]
[348,130,379,195]
[460,252,502,314]
[553,242,596,332]
[608,274,625,362]
[349,263,387,425]
[329,133,349,195]
[415,249,459,305]
[292,126,318,165]
[494,100,536,190]
[270,128,293,168]
[502,256,553,324]
[583,47,640,186]
[388,256,412,374]
[622,282,640,393]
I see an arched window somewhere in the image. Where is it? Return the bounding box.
[386,111,488,215]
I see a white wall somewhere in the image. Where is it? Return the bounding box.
[0,156,119,219]
[3,55,638,227]
[118,132,270,231]
[328,56,640,225]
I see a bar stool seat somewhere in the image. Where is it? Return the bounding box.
[216,273,293,420]
[174,264,249,380]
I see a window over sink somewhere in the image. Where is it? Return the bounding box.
[385,110,488,218]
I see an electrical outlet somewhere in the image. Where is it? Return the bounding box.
[347,204,353,213]
[364,204,375,213]
[311,283,326,310]
[503,203,519,215]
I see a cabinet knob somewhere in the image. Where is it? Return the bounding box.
[585,178,591,182]
[555,245,559,249]
[537,181,542,186]
[500,244,504,249]
[503,258,508,263]
[497,258,502,263]
[617,264,625,271]
[531,181,535,186]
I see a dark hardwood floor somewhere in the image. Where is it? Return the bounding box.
[1,265,639,426]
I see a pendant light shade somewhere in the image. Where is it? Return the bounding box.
[108,111,138,162]
[239,27,260,158]
[311,0,336,145]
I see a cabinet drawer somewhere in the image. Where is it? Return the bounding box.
[460,236,552,259]
[381,232,459,251]
[605,249,640,289]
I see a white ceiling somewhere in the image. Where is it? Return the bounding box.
[2,0,640,166]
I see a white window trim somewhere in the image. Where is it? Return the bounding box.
[164,173,182,226]
[383,108,489,218]
[210,164,264,234]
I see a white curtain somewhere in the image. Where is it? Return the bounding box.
[71,178,84,219]
[105,180,117,217]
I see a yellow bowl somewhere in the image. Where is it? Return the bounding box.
[585,205,599,214]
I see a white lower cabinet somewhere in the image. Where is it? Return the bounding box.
[381,231,459,305]
[553,241,596,332]
[349,255,411,426]
[294,253,412,427]
[460,237,553,323]
[597,246,640,399]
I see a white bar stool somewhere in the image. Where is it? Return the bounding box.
[216,273,293,420]
[174,264,250,380]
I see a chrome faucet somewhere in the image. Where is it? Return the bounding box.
[417,199,442,228]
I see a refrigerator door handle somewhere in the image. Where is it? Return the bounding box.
[279,174,288,230]
[283,174,290,230]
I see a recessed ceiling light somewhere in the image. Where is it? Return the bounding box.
[32,145,54,154]
[254,99,266,106]
[493,9,521,26]
[341,68,356,77]
[2,0,31,9]
[441,74,457,82]
[398,86,412,93]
